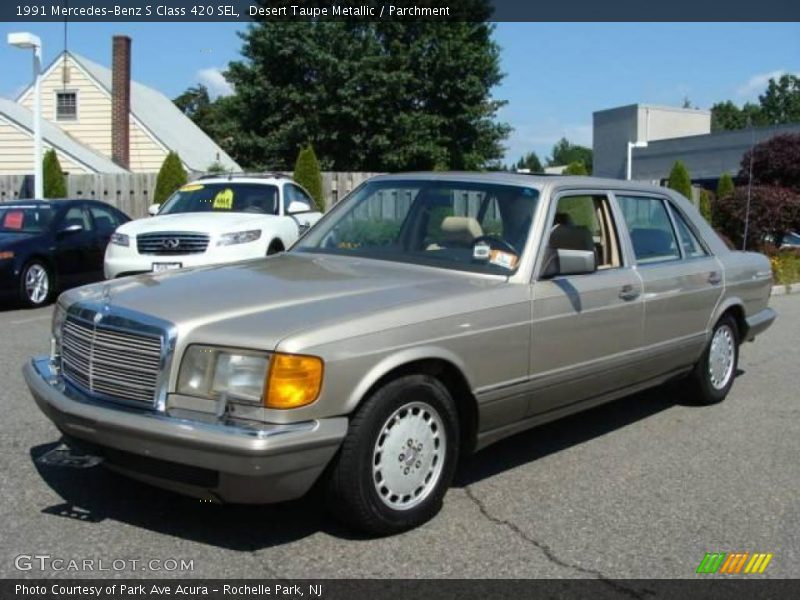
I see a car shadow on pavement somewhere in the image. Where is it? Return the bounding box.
[29,381,703,548]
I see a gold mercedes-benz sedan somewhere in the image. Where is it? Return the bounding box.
[25,173,775,534]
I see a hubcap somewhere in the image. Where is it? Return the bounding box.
[372,401,446,511]
[708,325,735,390]
[25,264,49,304]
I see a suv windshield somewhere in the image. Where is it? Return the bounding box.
[296,179,540,275]
[159,183,279,215]
[0,205,54,233]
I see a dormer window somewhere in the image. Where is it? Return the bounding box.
[55,91,77,121]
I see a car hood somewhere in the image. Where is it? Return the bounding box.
[63,253,505,351]
[118,212,279,235]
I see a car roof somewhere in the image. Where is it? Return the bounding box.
[193,173,290,186]
[369,171,670,194]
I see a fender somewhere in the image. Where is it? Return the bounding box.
[343,345,476,415]
[707,294,746,339]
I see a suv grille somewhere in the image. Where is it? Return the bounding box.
[137,232,209,255]
[61,316,163,407]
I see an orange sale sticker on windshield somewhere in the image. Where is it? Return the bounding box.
[489,249,518,270]
[212,188,234,210]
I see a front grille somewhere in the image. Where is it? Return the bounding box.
[136,232,209,255]
[61,316,162,407]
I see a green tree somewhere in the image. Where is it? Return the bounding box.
[563,160,588,176]
[293,145,323,211]
[759,74,800,125]
[154,152,188,204]
[205,161,227,175]
[716,172,735,199]
[222,10,508,171]
[173,85,238,159]
[42,149,67,198]
[515,151,543,173]
[699,189,713,223]
[548,137,593,173]
[668,160,693,200]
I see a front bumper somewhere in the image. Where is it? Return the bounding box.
[24,357,347,503]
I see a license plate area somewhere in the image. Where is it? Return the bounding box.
[152,262,182,272]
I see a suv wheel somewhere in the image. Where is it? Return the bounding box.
[686,314,739,405]
[19,260,52,307]
[325,374,459,535]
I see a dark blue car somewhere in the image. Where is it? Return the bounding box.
[0,200,130,307]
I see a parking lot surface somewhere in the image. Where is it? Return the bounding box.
[1,295,797,580]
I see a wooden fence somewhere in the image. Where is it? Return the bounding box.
[0,171,381,218]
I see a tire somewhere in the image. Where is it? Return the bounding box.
[267,241,284,255]
[685,314,739,405]
[18,260,53,308]
[325,374,460,535]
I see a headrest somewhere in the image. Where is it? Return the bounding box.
[440,216,483,245]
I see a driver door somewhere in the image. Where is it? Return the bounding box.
[53,205,96,286]
[527,191,645,416]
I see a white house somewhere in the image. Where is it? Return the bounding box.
[0,35,239,176]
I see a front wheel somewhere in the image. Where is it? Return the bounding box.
[685,314,739,405]
[325,374,459,535]
[19,260,53,307]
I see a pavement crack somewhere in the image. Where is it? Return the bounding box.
[462,486,654,599]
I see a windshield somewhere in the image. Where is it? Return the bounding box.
[295,179,540,275]
[0,205,53,233]
[159,183,279,216]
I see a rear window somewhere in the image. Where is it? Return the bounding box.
[0,205,53,233]
[159,183,279,216]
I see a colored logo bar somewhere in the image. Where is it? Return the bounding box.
[696,552,773,574]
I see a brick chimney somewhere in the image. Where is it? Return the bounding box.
[111,35,131,169]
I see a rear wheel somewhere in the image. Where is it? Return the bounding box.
[19,260,52,307]
[686,314,739,405]
[325,374,459,535]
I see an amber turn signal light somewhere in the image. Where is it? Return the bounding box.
[265,353,323,409]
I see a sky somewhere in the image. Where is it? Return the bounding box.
[1,21,798,165]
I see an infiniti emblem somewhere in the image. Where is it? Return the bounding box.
[163,238,180,250]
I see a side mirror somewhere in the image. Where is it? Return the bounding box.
[147,203,160,216]
[286,201,309,215]
[542,248,597,278]
[57,223,83,237]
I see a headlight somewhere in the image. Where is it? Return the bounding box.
[177,345,323,409]
[217,230,262,246]
[110,232,130,247]
[178,345,269,404]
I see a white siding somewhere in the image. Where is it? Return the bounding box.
[18,55,167,173]
[0,118,92,175]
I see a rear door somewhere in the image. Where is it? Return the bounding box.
[613,192,723,377]
[528,190,645,416]
[88,203,126,279]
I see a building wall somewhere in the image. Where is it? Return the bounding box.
[0,117,92,175]
[18,55,167,173]
[593,104,711,180]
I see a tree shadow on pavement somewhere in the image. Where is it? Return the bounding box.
[29,380,704,548]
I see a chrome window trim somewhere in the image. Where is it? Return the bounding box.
[611,191,685,266]
[62,302,177,413]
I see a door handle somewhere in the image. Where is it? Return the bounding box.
[619,284,640,301]
[708,271,722,285]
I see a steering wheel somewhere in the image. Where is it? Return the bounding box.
[472,235,519,257]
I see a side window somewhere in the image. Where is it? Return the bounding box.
[549,194,621,269]
[616,195,680,264]
[292,186,315,211]
[284,184,313,213]
[89,205,120,235]
[61,206,93,232]
[670,206,707,259]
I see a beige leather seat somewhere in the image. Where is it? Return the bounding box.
[439,216,484,246]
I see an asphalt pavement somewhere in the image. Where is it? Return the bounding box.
[0,295,797,581]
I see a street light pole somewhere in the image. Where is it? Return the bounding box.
[626,140,648,181]
[8,32,43,199]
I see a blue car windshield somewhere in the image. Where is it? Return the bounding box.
[0,205,54,233]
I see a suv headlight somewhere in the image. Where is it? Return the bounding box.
[177,345,322,409]
[110,232,130,247]
[217,230,262,246]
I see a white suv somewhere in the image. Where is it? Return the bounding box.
[104,174,322,278]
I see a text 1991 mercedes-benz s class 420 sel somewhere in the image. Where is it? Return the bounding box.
[24,173,776,534]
